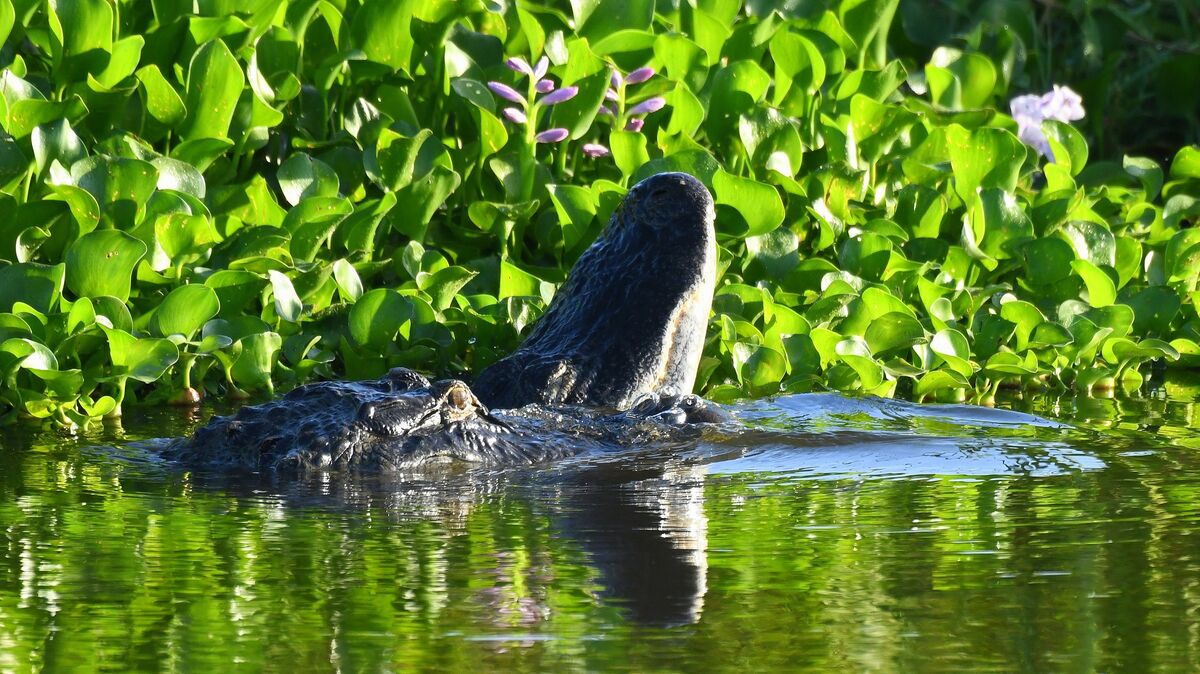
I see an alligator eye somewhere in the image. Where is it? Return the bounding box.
[448,386,472,411]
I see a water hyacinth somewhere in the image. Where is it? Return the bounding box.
[489,54,578,146]
[1010,85,1086,160]
[585,65,666,159]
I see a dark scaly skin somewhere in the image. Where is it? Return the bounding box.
[166,368,729,472]
[473,172,717,409]
[170,173,728,472]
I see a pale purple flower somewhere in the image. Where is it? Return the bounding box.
[627,97,666,116]
[597,104,615,117]
[502,107,527,124]
[539,86,578,106]
[506,57,533,76]
[533,56,549,80]
[488,81,526,105]
[626,67,655,85]
[536,79,555,94]
[611,70,623,88]
[583,143,611,158]
[625,118,644,132]
[1040,85,1085,122]
[1009,85,1086,160]
[605,88,619,102]
[535,128,569,143]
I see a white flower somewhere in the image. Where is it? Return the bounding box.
[1009,85,1086,160]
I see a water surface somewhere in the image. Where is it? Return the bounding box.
[3,377,1200,672]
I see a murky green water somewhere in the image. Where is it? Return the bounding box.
[3,377,1200,673]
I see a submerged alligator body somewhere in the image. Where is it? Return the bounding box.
[167,368,727,471]
[170,172,726,472]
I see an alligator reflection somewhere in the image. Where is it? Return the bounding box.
[182,456,714,628]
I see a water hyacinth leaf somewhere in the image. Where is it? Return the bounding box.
[152,157,206,199]
[731,342,786,392]
[834,336,884,389]
[65,230,146,302]
[93,295,133,332]
[390,166,461,241]
[180,39,245,141]
[335,193,397,255]
[150,285,220,340]
[230,332,282,393]
[1043,120,1088,175]
[426,266,478,312]
[1020,237,1075,286]
[926,48,996,109]
[713,169,784,237]
[0,263,65,314]
[7,95,88,139]
[914,369,969,397]
[205,270,265,317]
[136,65,186,127]
[572,0,653,42]
[278,154,339,206]
[31,119,85,175]
[499,260,551,301]
[101,326,179,383]
[1070,259,1116,307]
[0,0,12,47]
[170,138,234,172]
[947,125,1025,202]
[1127,286,1181,336]
[368,127,436,192]
[1170,145,1200,180]
[349,0,416,73]
[349,288,412,349]
[770,29,825,103]
[972,188,1034,260]
[547,184,596,251]
[930,328,974,377]
[268,270,303,323]
[0,338,58,373]
[332,259,363,303]
[71,155,158,214]
[609,130,649,178]
[864,312,926,356]
[1055,220,1115,268]
[548,71,609,140]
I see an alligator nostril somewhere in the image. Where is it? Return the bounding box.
[358,403,377,422]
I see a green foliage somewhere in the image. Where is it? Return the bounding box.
[0,0,1198,426]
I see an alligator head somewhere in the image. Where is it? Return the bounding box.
[473,172,717,409]
[170,369,574,472]
[169,368,729,473]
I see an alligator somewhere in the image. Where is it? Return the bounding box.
[168,173,728,472]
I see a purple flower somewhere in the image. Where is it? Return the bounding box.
[625,118,644,132]
[597,104,615,117]
[605,88,619,102]
[627,97,666,116]
[626,67,655,85]
[583,143,611,158]
[533,56,549,80]
[488,81,526,105]
[539,86,578,106]
[535,128,569,143]
[506,57,533,76]
[536,79,555,94]
[611,70,623,88]
[502,107,527,124]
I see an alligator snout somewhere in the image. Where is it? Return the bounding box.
[357,380,484,437]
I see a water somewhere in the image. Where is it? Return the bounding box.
[3,376,1200,672]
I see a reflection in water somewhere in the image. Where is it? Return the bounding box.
[1,382,1200,671]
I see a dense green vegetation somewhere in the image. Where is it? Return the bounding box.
[0,0,1198,427]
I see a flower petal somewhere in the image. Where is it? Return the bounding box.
[539,86,578,106]
[502,107,527,124]
[534,56,550,80]
[605,88,619,102]
[625,67,654,85]
[506,57,533,76]
[625,118,644,132]
[535,128,570,143]
[597,104,616,117]
[582,143,611,158]
[536,79,555,94]
[488,81,526,105]
[627,96,666,116]
[611,70,623,89]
